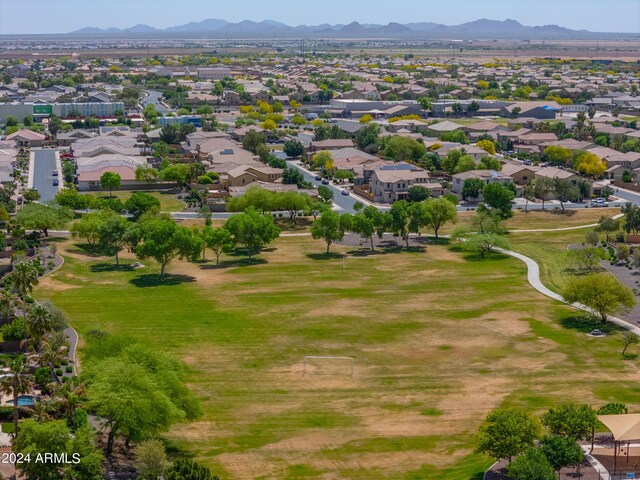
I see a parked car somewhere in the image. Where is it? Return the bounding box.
[314,176,322,181]
[341,189,350,196]
[590,198,608,207]
[52,169,58,176]
[321,179,330,185]
[53,179,59,186]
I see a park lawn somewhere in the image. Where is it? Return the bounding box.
[82,190,186,212]
[506,228,598,294]
[437,207,620,236]
[34,235,639,480]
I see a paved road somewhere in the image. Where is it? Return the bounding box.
[286,160,367,213]
[142,90,171,115]
[32,149,58,202]
[286,160,631,214]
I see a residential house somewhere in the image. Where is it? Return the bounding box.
[451,170,513,199]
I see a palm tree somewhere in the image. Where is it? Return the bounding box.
[1,356,33,436]
[38,332,68,370]
[0,290,20,326]
[9,260,39,300]
[53,378,85,427]
[25,305,54,352]
[29,398,51,423]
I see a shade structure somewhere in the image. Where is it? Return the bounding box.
[599,414,640,441]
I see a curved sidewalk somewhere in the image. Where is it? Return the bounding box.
[499,247,640,336]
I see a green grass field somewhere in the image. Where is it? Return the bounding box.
[34,231,637,480]
[82,191,186,212]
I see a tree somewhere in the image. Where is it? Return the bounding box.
[161,164,191,189]
[534,177,555,209]
[522,182,535,212]
[97,214,133,266]
[1,356,33,436]
[574,152,606,178]
[595,216,620,242]
[25,304,53,350]
[242,130,266,154]
[540,435,584,477]
[622,203,640,235]
[479,156,502,171]
[23,188,40,203]
[317,185,334,203]
[562,273,635,323]
[276,191,311,224]
[621,331,639,357]
[311,210,351,254]
[355,123,380,151]
[100,171,121,197]
[543,145,572,165]
[125,192,161,220]
[13,420,102,480]
[166,458,219,480]
[55,188,91,210]
[283,140,304,158]
[10,259,39,299]
[136,166,160,184]
[567,246,606,272]
[462,178,484,202]
[553,178,579,211]
[380,136,426,162]
[453,155,477,174]
[71,210,115,246]
[312,150,334,169]
[418,97,432,111]
[407,185,429,203]
[477,139,496,155]
[475,408,541,462]
[223,207,280,259]
[597,403,628,415]
[541,404,598,441]
[135,439,168,480]
[359,114,373,124]
[508,448,556,480]
[201,227,233,265]
[351,206,384,251]
[463,233,511,258]
[86,358,185,455]
[424,197,457,239]
[135,219,202,276]
[282,167,305,187]
[15,203,72,237]
[482,183,515,219]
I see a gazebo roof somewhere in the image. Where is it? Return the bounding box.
[599,414,640,441]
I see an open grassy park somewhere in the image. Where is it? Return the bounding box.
[82,190,186,212]
[32,208,640,480]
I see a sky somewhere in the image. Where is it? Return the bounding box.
[1,0,639,34]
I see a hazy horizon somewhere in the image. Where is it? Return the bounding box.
[0,0,639,35]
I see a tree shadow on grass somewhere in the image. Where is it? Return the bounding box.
[560,314,622,335]
[428,237,451,246]
[68,243,104,258]
[129,274,196,288]
[89,263,134,273]
[198,258,267,269]
[459,252,510,262]
[306,252,346,261]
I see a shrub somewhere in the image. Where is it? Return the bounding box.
[55,368,63,376]
[65,366,73,373]
[34,367,52,386]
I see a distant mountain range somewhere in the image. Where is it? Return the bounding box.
[68,18,637,39]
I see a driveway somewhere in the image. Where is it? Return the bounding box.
[32,149,59,202]
[285,160,370,214]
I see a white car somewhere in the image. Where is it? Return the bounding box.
[590,198,608,207]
